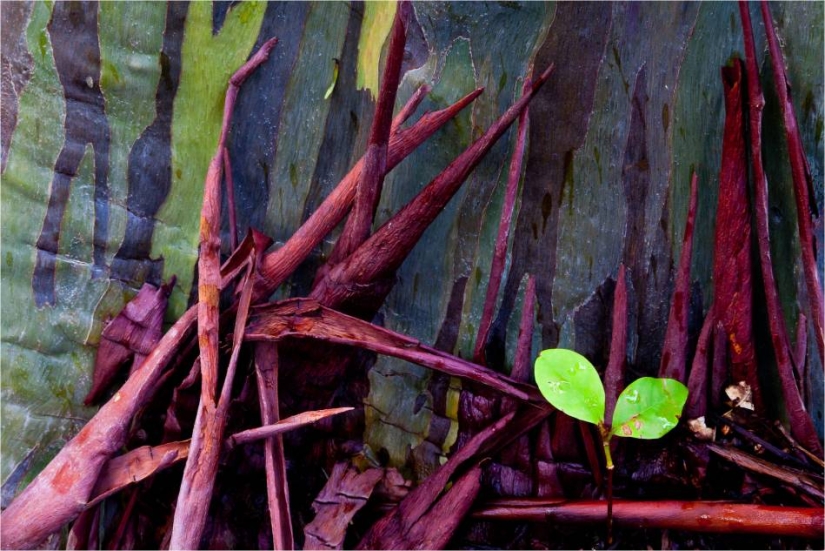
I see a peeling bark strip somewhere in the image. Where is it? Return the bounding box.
[0,307,197,550]
[170,38,278,551]
[256,87,483,301]
[311,65,554,314]
[33,0,111,306]
[738,2,821,456]
[328,0,410,265]
[759,1,824,362]
[112,1,187,286]
[84,278,175,405]
[246,298,542,403]
[685,312,714,419]
[303,463,385,550]
[254,343,294,551]
[659,171,698,382]
[474,79,532,366]
[713,59,758,401]
[472,499,824,538]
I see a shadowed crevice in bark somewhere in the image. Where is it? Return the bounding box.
[33,0,111,306]
[497,2,612,350]
[111,2,188,287]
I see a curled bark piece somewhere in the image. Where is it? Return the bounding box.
[713,59,758,404]
[739,2,821,455]
[659,171,698,382]
[311,66,555,313]
[474,79,532,365]
[84,278,175,405]
[303,462,385,550]
[760,1,824,362]
[246,299,542,403]
[228,408,355,448]
[473,498,823,538]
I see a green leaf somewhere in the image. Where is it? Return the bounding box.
[611,377,688,439]
[534,349,605,425]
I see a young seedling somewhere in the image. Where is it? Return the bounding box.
[534,348,688,544]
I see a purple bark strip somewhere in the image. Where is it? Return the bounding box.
[685,311,714,419]
[474,79,532,365]
[659,171,699,382]
[311,66,555,310]
[712,59,759,405]
[329,0,410,263]
[604,264,628,424]
[710,322,728,412]
[739,2,821,455]
[760,1,824,362]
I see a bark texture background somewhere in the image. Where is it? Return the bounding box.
[1,0,822,488]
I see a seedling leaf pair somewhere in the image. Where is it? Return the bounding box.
[534,349,687,439]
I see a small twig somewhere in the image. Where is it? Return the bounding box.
[711,415,811,471]
[228,408,355,448]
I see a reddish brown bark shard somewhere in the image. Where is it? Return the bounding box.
[311,66,555,313]
[254,343,293,550]
[739,2,821,455]
[171,38,278,549]
[474,79,532,365]
[0,308,197,549]
[760,1,824,362]
[84,278,175,405]
[712,58,759,404]
[356,414,514,550]
[659,171,698,382]
[258,87,484,301]
[246,298,542,403]
[328,0,410,265]
[303,463,385,550]
[473,498,823,538]
[685,312,714,419]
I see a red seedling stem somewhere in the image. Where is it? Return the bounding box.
[474,78,531,365]
[739,2,821,455]
[659,171,698,382]
[329,0,410,263]
[713,59,759,404]
[760,1,824,362]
